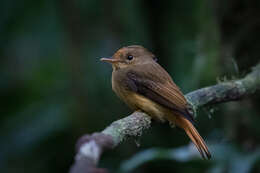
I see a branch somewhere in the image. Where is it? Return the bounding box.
[69,63,260,173]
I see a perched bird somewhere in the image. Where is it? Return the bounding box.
[101,45,211,159]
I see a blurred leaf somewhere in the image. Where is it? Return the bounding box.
[119,143,260,173]
[119,144,203,172]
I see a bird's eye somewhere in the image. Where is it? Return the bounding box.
[127,55,133,60]
[153,57,158,62]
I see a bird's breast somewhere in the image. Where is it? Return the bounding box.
[112,69,175,122]
[112,75,168,122]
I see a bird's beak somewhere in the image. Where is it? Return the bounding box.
[100,57,121,64]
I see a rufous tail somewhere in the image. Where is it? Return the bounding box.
[175,116,211,159]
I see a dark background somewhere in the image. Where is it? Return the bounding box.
[1,0,260,173]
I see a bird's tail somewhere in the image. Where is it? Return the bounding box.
[175,116,211,159]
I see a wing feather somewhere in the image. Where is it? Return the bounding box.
[126,63,194,123]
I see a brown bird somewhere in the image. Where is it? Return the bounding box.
[101,45,211,159]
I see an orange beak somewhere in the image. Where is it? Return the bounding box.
[100,57,122,64]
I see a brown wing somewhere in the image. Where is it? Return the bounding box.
[126,63,194,123]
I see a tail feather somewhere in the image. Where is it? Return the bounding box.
[175,116,211,159]
[185,128,205,158]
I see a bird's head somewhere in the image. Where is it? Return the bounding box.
[101,45,158,70]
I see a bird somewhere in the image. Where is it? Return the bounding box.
[100,45,211,159]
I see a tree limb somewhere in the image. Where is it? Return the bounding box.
[69,63,260,173]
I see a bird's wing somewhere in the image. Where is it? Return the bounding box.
[126,64,194,123]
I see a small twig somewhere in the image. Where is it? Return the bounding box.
[69,63,260,173]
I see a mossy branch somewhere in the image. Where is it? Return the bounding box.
[70,63,260,173]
